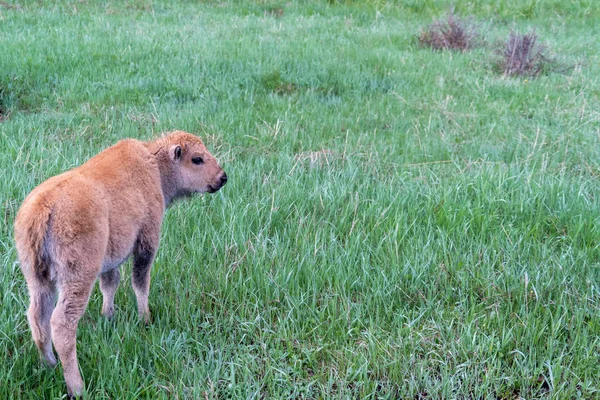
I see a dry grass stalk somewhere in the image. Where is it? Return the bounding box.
[294,150,337,167]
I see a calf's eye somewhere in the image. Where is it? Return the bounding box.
[192,157,204,165]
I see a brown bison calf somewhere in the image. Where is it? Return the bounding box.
[14,131,227,397]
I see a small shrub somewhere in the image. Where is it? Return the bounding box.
[498,30,550,77]
[419,10,480,51]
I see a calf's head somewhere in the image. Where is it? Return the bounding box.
[167,131,227,196]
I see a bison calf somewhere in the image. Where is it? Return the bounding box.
[14,131,227,397]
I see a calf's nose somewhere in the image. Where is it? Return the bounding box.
[220,173,228,186]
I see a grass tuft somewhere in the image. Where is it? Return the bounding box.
[497,30,550,77]
[259,71,299,96]
[418,9,480,51]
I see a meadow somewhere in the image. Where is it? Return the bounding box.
[1,0,599,398]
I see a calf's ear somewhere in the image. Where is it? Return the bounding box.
[170,145,182,161]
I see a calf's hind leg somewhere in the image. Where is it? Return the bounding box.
[51,268,97,397]
[26,280,57,366]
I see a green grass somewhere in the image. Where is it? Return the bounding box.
[1,0,599,398]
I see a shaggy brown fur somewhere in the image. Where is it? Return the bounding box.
[14,131,227,397]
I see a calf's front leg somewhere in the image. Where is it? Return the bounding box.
[99,268,120,320]
[131,233,158,324]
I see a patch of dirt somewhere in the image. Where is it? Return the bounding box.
[0,1,22,10]
[264,7,284,18]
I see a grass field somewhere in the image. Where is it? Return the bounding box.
[1,0,600,398]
